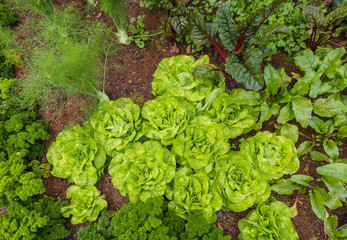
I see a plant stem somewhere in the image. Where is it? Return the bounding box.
[130,31,165,38]
[299,132,315,141]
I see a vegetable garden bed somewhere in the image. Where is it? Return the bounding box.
[0,0,346,239]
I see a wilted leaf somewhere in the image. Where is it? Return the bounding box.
[289,202,298,218]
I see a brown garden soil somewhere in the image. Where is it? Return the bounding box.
[6,0,347,239]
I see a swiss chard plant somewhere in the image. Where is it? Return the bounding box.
[271,163,347,228]
[239,131,300,181]
[301,1,347,51]
[238,198,299,240]
[61,185,108,224]
[47,125,107,188]
[108,140,176,203]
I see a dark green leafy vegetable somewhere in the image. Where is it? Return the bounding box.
[77,210,113,240]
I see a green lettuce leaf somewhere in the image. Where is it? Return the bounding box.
[140,95,195,145]
[172,115,230,174]
[109,141,176,202]
[86,98,141,157]
[239,131,299,181]
[166,167,222,223]
[47,125,106,188]
[238,200,299,240]
[196,89,259,139]
[214,151,270,212]
[152,55,225,102]
[62,185,107,225]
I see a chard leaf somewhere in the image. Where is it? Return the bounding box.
[290,175,313,187]
[291,71,321,96]
[323,140,339,160]
[297,141,315,157]
[264,64,280,96]
[225,54,263,91]
[314,187,342,210]
[216,4,237,51]
[309,116,328,134]
[291,96,312,128]
[277,102,295,124]
[309,190,328,221]
[270,179,301,195]
[338,126,347,139]
[317,163,347,183]
[323,2,347,29]
[313,98,345,117]
[317,47,346,78]
[294,48,320,72]
[326,215,347,240]
[260,102,280,122]
[257,23,291,43]
[310,151,331,163]
[276,123,298,143]
[322,175,347,202]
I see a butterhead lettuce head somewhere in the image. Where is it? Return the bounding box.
[239,131,299,181]
[109,140,176,202]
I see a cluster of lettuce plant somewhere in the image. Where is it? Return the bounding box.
[238,198,299,240]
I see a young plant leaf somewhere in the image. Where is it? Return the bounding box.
[326,215,347,240]
[291,96,312,128]
[309,151,332,163]
[313,98,345,117]
[317,163,347,183]
[314,187,342,210]
[277,103,295,124]
[322,175,347,202]
[260,102,280,122]
[323,139,339,160]
[338,126,347,139]
[270,179,301,195]
[276,123,298,143]
[297,141,315,157]
[309,116,328,134]
[264,64,280,96]
[290,175,313,187]
[309,190,328,221]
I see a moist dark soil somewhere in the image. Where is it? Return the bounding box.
[6,1,347,239]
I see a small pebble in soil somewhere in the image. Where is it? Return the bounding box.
[107,81,111,86]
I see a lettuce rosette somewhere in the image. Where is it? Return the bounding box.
[172,115,230,174]
[166,167,222,223]
[47,125,106,188]
[151,55,225,102]
[86,98,141,157]
[196,89,260,139]
[239,131,299,181]
[214,151,270,212]
[108,140,176,202]
[61,185,108,224]
[140,95,195,145]
[238,200,299,240]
